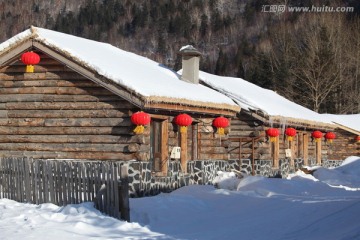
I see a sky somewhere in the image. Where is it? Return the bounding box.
[1,155,359,240]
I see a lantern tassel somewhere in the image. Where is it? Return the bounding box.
[26,65,34,73]
[327,139,333,144]
[270,136,276,142]
[286,136,293,141]
[180,126,187,133]
[217,127,225,135]
[314,138,320,142]
[133,125,144,134]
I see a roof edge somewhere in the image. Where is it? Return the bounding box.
[269,116,336,130]
[333,122,360,135]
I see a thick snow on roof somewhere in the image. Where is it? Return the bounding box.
[322,114,360,132]
[0,27,238,110]
[199,71,334,125]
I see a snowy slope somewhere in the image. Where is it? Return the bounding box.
[1,156,360,240]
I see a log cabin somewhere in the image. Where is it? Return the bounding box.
[0,27,358,196]
[323,114,360,162]
[198,71,359,175]
[0,27,240,179]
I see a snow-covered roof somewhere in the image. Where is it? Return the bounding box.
[0,27,239,114]
[198,71,336,128]
[322,114,360,134]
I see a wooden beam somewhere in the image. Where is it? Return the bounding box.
[289,140,295,167]
[160,119,169,175]
[0,40,33,67]
[273,137,279,169]
[316,140,322,165]
[145,102,237,117]
[180,130,187,173]
[303,133,309,166]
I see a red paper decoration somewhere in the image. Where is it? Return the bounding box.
[324,132,336,143]
[213,116,229,135]
[21,51,40,73]
[285,128,297,141]
[311,130,323,142]
[266,128,279,142]
[174,114,192,133]
[131,111,151,134]
[356,136,360,143]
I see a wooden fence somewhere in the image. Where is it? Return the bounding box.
[0,157,129,221]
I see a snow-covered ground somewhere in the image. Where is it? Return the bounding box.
[1,156,360,240]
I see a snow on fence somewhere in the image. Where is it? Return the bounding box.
[0,157,129,221]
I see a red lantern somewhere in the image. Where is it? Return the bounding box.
[285,128,297,141]
[266,128,279,142]
[131,111,151,134]
[213,116,229,135]
[311,130,323,142]
[356,136,360,143]
[21,51,40,73]
[174,113,192,133]
[324,132,336,143]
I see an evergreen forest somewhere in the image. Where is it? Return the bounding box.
[1,0,359,114]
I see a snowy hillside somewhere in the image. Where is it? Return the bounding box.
[1,156,359,240]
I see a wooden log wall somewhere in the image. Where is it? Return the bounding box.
[167,117,228,161]
[0,52,146,160]
[327,129,359,160]
[228,112,329,163]
[228,113,269,160]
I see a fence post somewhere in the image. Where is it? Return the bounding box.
[119,165,130,222]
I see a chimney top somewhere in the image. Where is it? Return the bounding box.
[179,45,201,57]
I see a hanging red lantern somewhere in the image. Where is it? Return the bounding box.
[131,111,151,134]
[285,128,297,141]
[266,128,279,142]
[213,116,229,135]
[174,113,192,133]
[356,136,360,143]
[311,130,323,142]
[21,51,40,73]
[324,132,336,143]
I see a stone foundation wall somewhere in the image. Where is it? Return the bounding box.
[124,158,343,197]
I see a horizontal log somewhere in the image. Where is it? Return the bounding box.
[6,109,128,118]
[228,130,261,137]
[0,134,148,144]
[198,153,227,160]
[0,150,136,160]
[0,126,133,135]
[0,118,45,127]
[199,146,227,154]
[12,58,62,66]
[0,87,113,95]
[0,72,87,81]
[230,125,264,131]
[0,80,98,88]
[0,142,149,153]
[4,101,134,110]
[0,65,71,73]
[229,153,272,160]
[44,118,132,127]
[0,94,123,103]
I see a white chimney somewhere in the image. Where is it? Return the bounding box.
[179,45,201,84]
